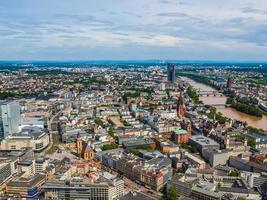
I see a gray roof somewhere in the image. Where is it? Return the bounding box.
[119,192,154,200]
[190,135,219,146]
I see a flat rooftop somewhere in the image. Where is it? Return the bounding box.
[173,129,188,135]
[190,135,219,146]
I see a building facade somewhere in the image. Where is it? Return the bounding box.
[167,64,175,83]
[0,101,21,139]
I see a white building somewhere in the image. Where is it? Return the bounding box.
[0,126,50,152]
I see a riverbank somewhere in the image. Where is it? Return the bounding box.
[181,77,267,131]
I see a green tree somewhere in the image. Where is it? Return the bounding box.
[229,169,239,177]
[186,86,199,104]
[247,139,256,148]
[101,143,118,151]
[167,186,180,200]
[95,118,104,126]
[108,128,115,138]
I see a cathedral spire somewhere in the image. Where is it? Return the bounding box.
[177,92,186,119]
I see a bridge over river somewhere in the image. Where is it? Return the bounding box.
[181,77,267,131]
[198,90,224,97]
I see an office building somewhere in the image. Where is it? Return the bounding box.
[43,172,124,200]
[189,135,220,154]
[167,64,175,83]
[6,174,47,198]
[0,101,21,139]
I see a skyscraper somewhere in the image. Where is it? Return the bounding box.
[0,101,21,139]
[167,63,175,83]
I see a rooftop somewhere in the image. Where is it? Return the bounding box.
[173,129,188,135]
[190,135,219,146]
[10,126,46,140]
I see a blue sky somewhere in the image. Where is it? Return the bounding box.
[0,0,267,61]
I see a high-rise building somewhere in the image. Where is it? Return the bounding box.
[0,101,21,139]
[177,93,186,119]
[167,63,175,83]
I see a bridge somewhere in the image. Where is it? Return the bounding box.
[208,104,227,108]
[203,103,231,108]
[198,90,224,97]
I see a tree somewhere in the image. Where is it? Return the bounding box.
[247,139,256,148]
[101,143,118,151]
[108,128,115,138]
[186,86,199,104]
[167,186,180,200]
[236,197,247,200]
[229,169,239,177]
[94,118,103,126]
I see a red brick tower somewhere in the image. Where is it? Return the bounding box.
[227,78,232,88]
[177,92,186,119]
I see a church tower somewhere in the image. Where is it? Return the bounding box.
[76,133,82,155]
[177,92,186,119]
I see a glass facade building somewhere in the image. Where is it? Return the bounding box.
[0,101,21,140]
[167,64,175,83]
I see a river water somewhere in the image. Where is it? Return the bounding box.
[182,77,267,131]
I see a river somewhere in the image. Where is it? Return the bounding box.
[181,77,267,131]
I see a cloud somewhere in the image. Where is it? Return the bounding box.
[0,0,267,60]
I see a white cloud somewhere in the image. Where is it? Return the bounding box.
[1,0,267,59]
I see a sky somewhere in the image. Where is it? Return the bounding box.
[0,0,267,61]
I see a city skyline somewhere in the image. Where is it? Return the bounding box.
[1,0,267,61]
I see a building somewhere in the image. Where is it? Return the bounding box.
[122,138,156,150]
[185,152,206,169]
[18,160,35,176]
[159,82,166,91]
[191,181,222,200]
[98,151,172,191]
[167,64,175,83]
[35,157,49,173]
[0,126,50,152]
[43,171,124,200]
[120,191,154,200]
[172,129,191,144]
[155,138,179,154]
[202,149,230,167]
[189,135,220,154]
[76,134,95,160]
[43,182,121,200]
[227,78,232,88]
[0,162,12,195]
[177,93,186,119]
[6,174,47,198]
[0,100,21,139]
[167,174,192,198]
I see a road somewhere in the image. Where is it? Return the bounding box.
[100,166,163,199]
[123,176,163,200]
[38,110,63,156]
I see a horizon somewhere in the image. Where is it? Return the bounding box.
[1,59,267,62]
